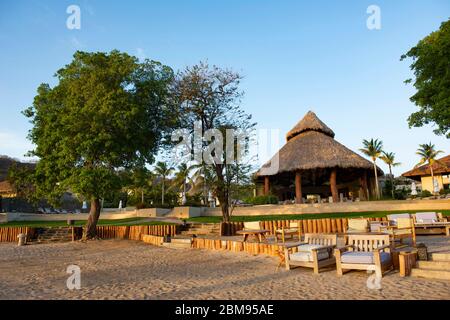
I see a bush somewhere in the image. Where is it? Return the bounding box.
[245,195,278,205]
[420,190,432,197]
[439,188,450,195]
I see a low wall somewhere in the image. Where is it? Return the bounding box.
[4,211,139,222]
[205,200,450,216]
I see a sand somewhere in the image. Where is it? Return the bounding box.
[0,237,449,300]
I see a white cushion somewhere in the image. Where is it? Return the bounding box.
[415,212,437,221]
[243,221,261,230]
[341,251,391,264]
[290,250,329,262]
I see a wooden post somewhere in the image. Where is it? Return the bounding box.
[295,171,302,204]
[264,176,270,195]
[330,168,338,203]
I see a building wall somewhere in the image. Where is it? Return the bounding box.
[420,175,447,192]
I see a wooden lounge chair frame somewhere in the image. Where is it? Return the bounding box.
[335,234,393,278]
[274,221,301,243]
[284,233,337,274]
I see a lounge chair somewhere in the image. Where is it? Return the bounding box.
[381,217,416,247]
[284,233,337,274]
[346,218,370,233]
[335,234,393,278]
[274,221,301,243]
[413,212,450,235]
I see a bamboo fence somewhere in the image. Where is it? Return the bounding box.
[220,217,388,236]
[0,224,178,242]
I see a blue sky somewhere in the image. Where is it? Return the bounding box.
[0,0,449,176]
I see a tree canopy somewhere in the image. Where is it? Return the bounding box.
[401,19,450,138]
[24,50,174,237]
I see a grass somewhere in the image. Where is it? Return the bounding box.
[0,217,174,228]
[186,210,450,223]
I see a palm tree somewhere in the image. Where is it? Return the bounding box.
[380,151,401,199]
[360,138,383,199]
[154,161,174,205]
[173,163,194,205]
[190,163,216,205]
[415,143,445,194]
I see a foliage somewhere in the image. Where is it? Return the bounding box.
[170,62,257,221]
[420,190,432,198]
[23,50,174,237]
[244,195,279,205]
[401,19,450,138]
[6,163,39,204]
[415,142,445,169]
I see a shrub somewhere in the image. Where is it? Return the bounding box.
[420,190,432,197]
[245,195,278,205]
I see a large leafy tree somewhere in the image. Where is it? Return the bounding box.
[360,138,383,199]
[171,62,256,222]
[401,19,450,138]
[24,50,174,238]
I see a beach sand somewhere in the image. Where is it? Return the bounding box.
[0,238,449,300]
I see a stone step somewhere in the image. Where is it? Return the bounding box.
[170,237,192,245]
[162,242,191,249]
[415,260,450,270]
[430,252,450,262]
[410,268,450,281]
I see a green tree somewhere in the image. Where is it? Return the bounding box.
[7,163,38,204]
[172,163,194,205]
[401,19,450,138]
[360,139,383,199]
[415,142,445,194]
[379,151,401,199]
[154,161,174,205]
[23,50,174,238]
[171,62,256,222]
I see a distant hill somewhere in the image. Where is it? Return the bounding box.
[0,155,36,181]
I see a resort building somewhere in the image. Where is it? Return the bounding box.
[256,111,383,203]
[402,155,450,193]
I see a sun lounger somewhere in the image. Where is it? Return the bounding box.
[284,233,337,274]
[274,221,301,243]
[335,234,393,278]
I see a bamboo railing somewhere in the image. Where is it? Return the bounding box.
[220,217,388,236]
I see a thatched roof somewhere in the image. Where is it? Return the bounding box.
[402,155,450,178]
[257,111,383,176]
[286,111,335,141]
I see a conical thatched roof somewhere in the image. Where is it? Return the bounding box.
[257,111,382,176]
[286,111,335,141]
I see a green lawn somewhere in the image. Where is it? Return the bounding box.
[0,218,174,228]
[186,210,450,223]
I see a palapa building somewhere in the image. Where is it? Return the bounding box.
[402,155,450,193]
[256,111,383,203]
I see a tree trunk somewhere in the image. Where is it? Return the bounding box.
[389,165,394,199]
[84,198,101,240]
[141,189,144,204]
[264,176,270,195]
[430,164,436,194]
[373,161,379,199]
[162,178,165,205]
